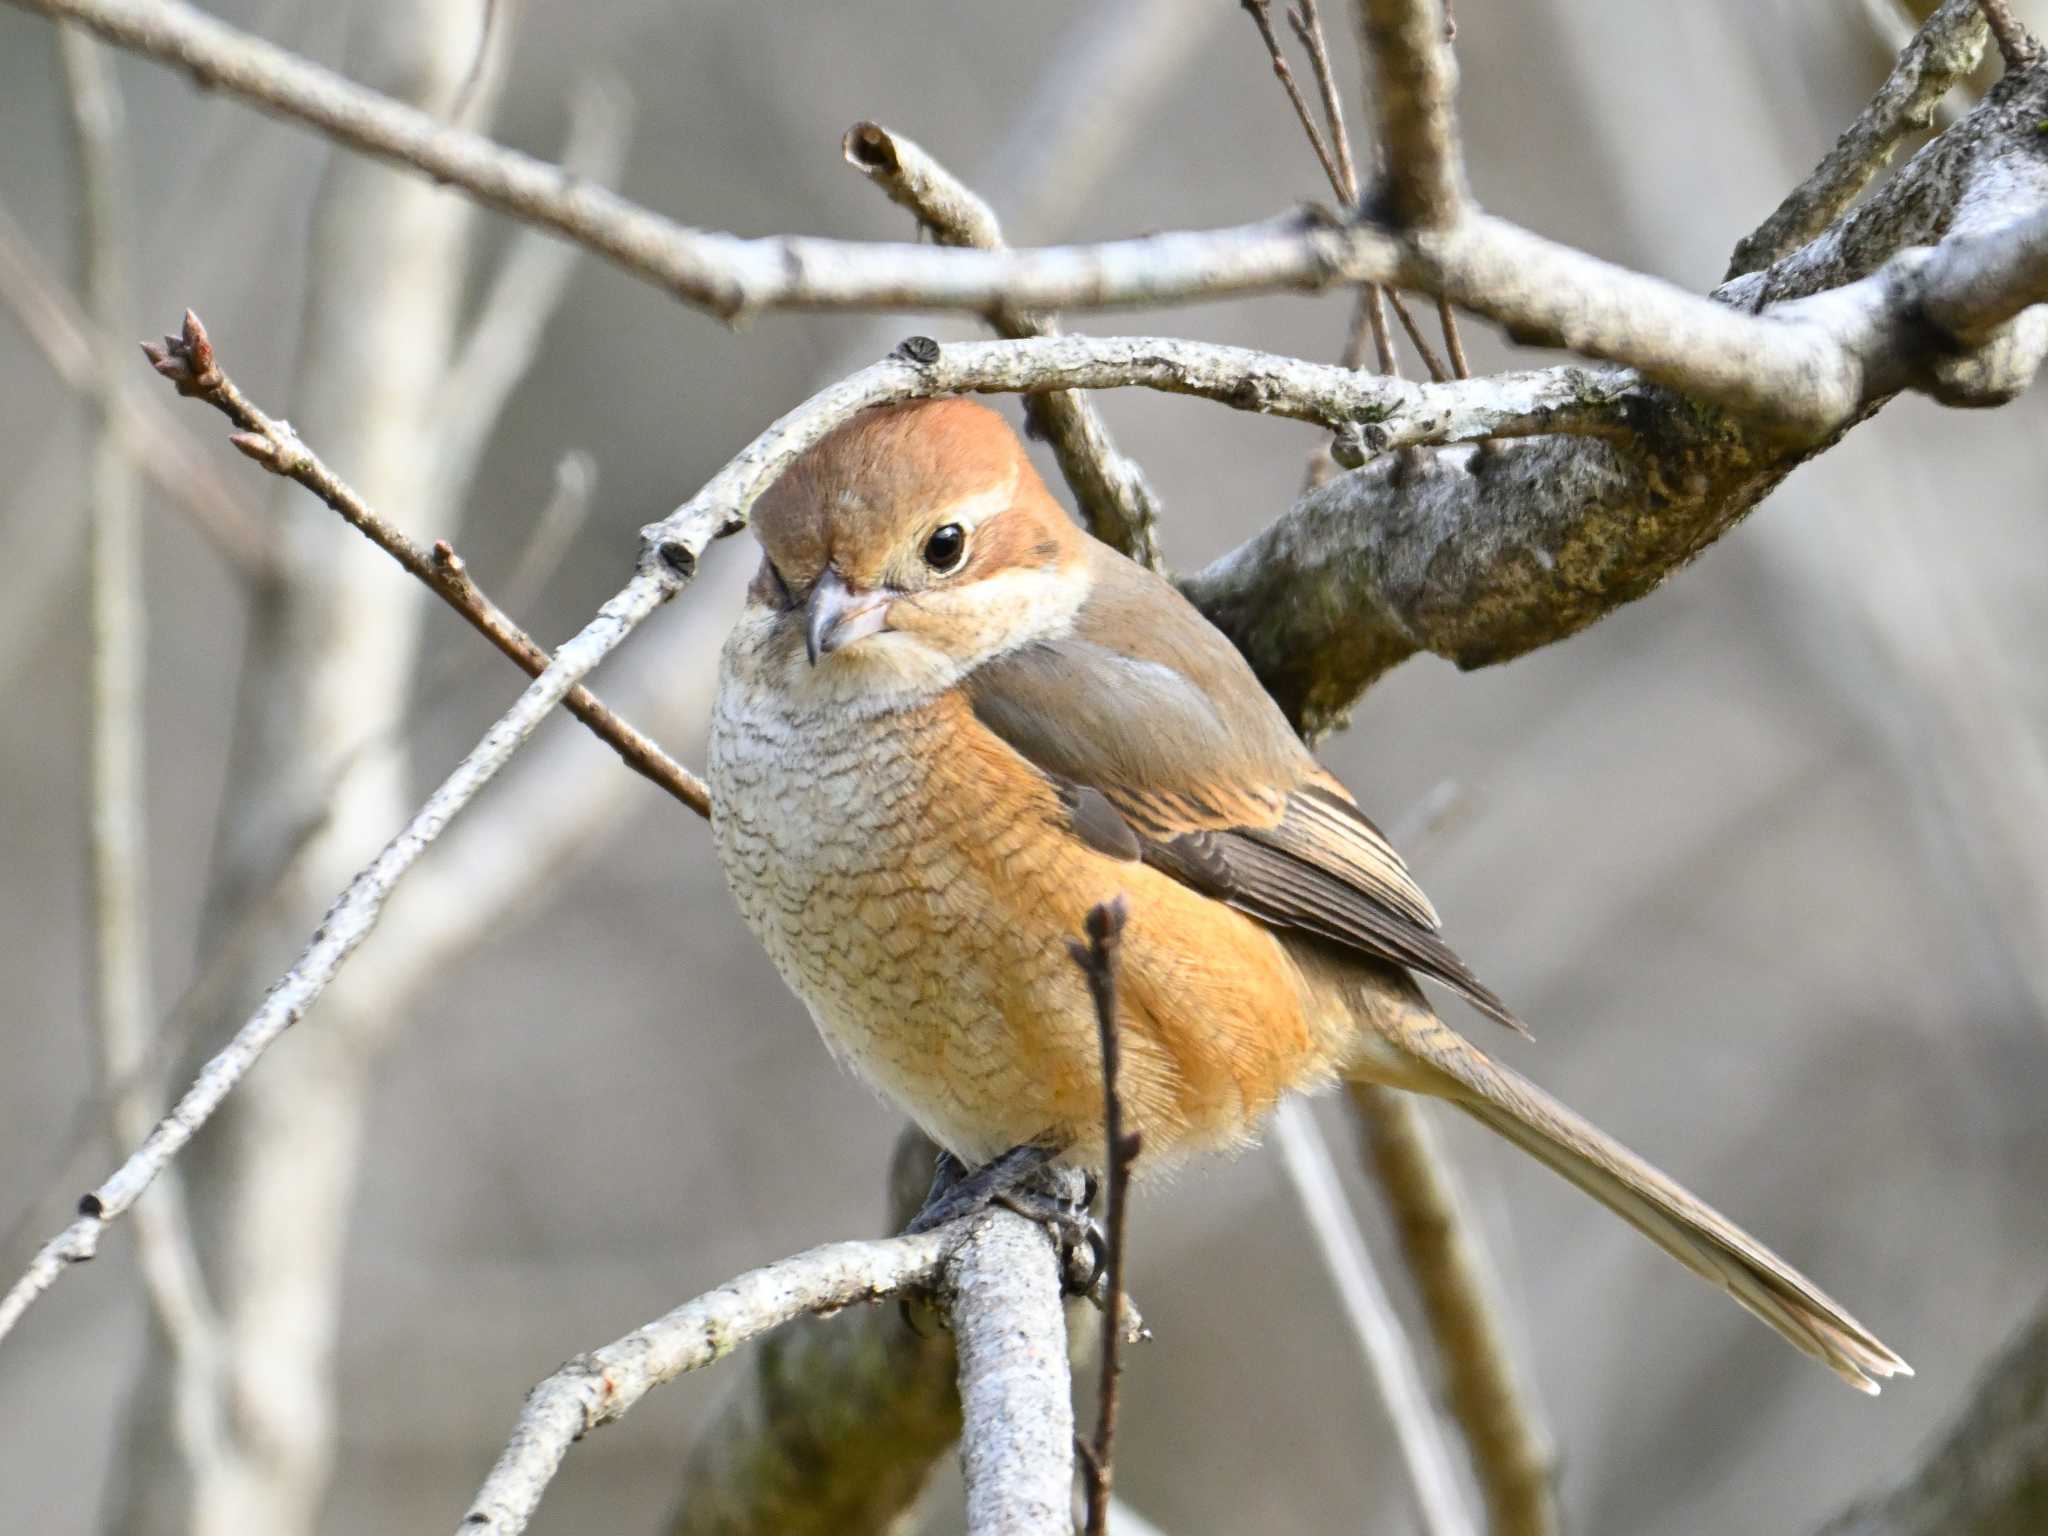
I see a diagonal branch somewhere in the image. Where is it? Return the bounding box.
[844,123,1165,569]
[1979,0,2042,71]
[1728,0,1988,279]
[15,0,2048,441]
[458,1225,969,1536]
[144,310,711,816]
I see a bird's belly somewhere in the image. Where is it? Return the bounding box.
[708,689,1076,1159]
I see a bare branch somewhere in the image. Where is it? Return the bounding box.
[1242,0,1350,200]
[1271,1101,1477,1536]
[666,1129,962,1536]
[144,312,710,817]
[1351,1085,1557,1536]
[844,123,1165,569]
[1436,292,1469,377]
[952,1209,1075,1536]
[459,1226,968,1536]
[1194,61,2048,735]
[1353,0,1468,227]
[1071,899,1138,1536]
[58,21,230,1487]
[1363,282,1399,374]
[0,533,697,1346]
[1728,0,1989,279]
[1979,0,2043,71]
[12,0,2045,441]
[0,196,272,575]
[1918,201,2048,344]
[1291,0,1362,201]
[7,0,1407,317]
[1387,286,1451,381]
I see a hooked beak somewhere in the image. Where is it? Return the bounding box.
[804,567,893,665]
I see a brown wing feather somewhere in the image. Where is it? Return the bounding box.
[965,545,1527,1036]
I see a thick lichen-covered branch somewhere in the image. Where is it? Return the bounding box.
[1188,56,2048,737]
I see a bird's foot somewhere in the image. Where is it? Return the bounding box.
[904,1145,1104,1294]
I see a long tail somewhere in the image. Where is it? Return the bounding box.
[1384,1021,1911,1393]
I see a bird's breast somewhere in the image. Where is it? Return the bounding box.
[706,667,1356,1167]
[708,674,1061,1157]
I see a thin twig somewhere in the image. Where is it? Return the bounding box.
[1979,0,2042,70]
[0,447,713,1348]
[1242,0,1348,198]
[1364,283,1399,373]
[1727,0,1990,279]
[843,122,1166,569]
[1069,897,1138,1536]
[57,23,230,1483]
[143,310,712,817]
[1387,287,1451,381]
[1436,293,1470,376]
[1290,0,1361,200]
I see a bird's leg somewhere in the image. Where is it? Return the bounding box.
[904,1143,1104,1293]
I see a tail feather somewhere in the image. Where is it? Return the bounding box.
[1424,1041,1910,1393]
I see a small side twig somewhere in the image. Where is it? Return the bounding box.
[1436,293,1470,377]
[1069,897,1139,1536]
[142,310,711,818]
[1980,0,2042,71]
[1289,0,1361,199]
[1387,288,1452,381]
[1242,0,1349,198]
[843,122,1165,570]
[1727,0,1990,279]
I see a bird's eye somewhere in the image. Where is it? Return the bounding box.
[922,523,966,573]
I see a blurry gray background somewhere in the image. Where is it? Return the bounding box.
[2,1,2045,1532]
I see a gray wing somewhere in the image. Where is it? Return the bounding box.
[965,550,1525,1034]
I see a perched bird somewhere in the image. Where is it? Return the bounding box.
[707,397,1909,1394]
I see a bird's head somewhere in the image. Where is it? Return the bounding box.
[733,398,1089,710]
